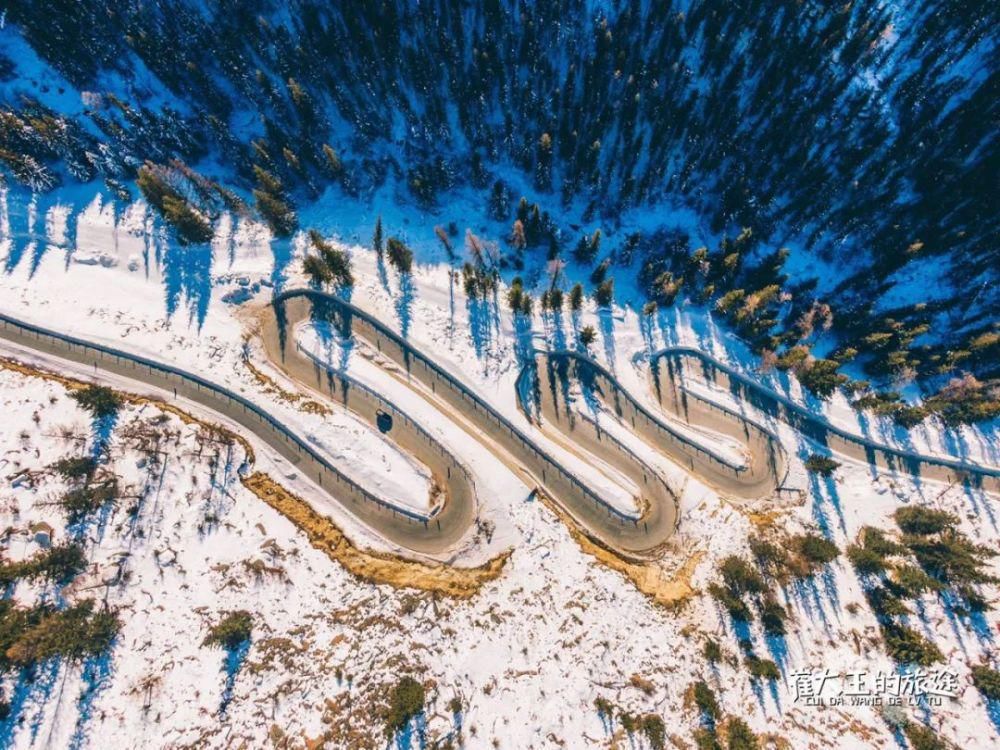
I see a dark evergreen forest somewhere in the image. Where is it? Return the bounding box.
[1,0,997,422]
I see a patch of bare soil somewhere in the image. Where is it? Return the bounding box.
[534,488,701,609]
[242,472,510,598]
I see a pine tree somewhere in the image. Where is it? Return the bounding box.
[519,294,533,316]
[303,254,332,286]
[434,225,453,258]
[307,230,353,287]
[252,166,297,237]
[386,237,413,273]
[594,278,614,307]
[322,144,342,175]
[590,258,610,285]
[70,385,121,419]
[136,164,171,211]
[507,278,524,311]
[161,195,213,245]
[589,229,601,258]
[488,181,510,220]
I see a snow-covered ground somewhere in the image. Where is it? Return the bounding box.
[3,335,999,749]
[0,191,450,524]
[0,188,998,748]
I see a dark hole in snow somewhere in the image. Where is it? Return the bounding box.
[376,410,393,433]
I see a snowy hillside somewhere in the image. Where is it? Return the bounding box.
[0,2,998,749]
[0,189,996,748]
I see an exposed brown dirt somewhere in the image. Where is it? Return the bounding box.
[242,472,509,597]
[533,488,702,609]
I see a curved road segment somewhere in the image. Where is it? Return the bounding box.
[523,350,786,500]
[0,312,471,556]
[650,348,1000,495]
[2,290,996,562]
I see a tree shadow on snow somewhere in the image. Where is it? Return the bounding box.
[268,236,295,294]
[466,294,496,364]
[163,241,213,330]
[394,710,426,750]
[376,252,391,296]
[985,697,1000,736]
[597,307,617,374]
[513,312,534,371]
[0,660,62,747]
[545,310,567,353]
[2,192,35,275]
[797,441,847,538]
[68,652,114,750]
[960,479,998,533]
[394,272,416,341]
[219,639,251,717]
[28,195,63,280]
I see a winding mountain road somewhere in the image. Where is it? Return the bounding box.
[263,291,682,559]
[2,288,996,563]
[650,348,1000,495]
[522,349,786,501]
